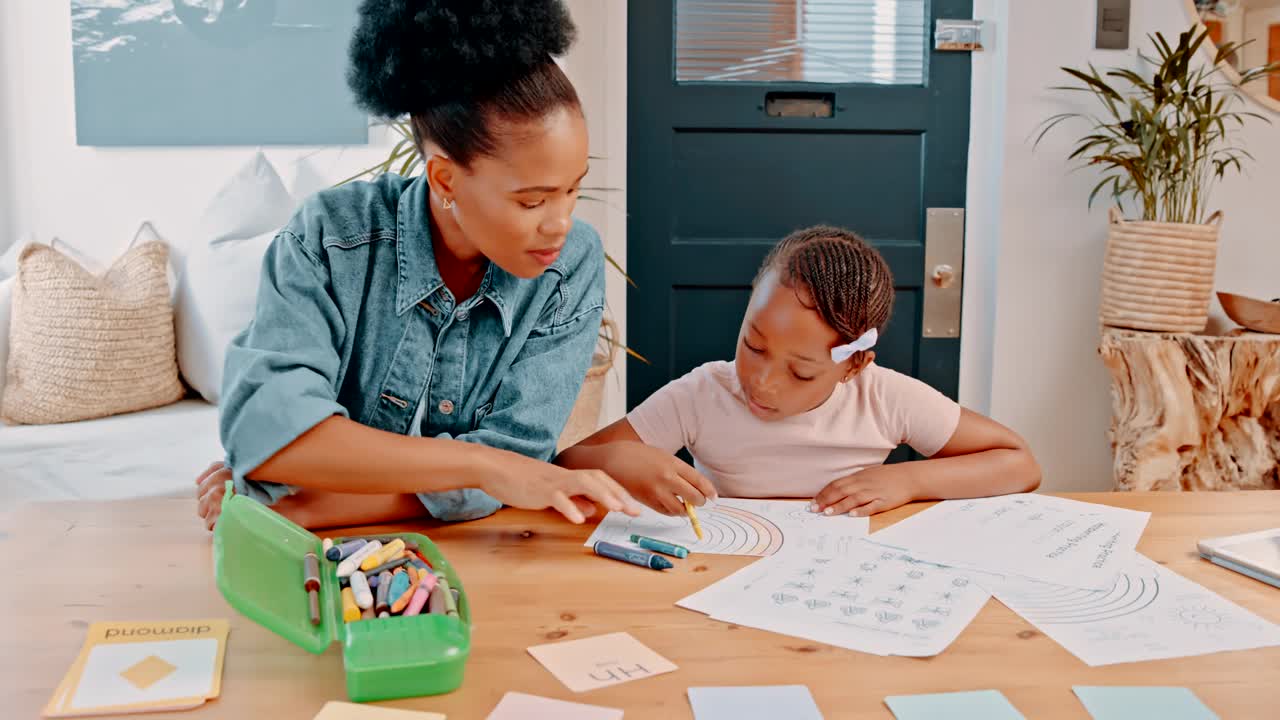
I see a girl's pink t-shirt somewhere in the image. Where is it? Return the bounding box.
[627,361,961,498]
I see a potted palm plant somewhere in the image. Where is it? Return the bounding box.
[1038,27,1277,332]
[341,119,637,448]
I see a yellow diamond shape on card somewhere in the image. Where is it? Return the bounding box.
[119,655,177,690]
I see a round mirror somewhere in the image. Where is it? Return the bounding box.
[1187,0,1280,112]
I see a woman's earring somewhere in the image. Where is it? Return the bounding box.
[442,197,454,209]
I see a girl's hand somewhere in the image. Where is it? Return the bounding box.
[811,466,919,517]
[196,461,233,531]
[590,441,718,516]
[481,450,643,524]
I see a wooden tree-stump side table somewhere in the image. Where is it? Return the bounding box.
[1099,328,1280,491]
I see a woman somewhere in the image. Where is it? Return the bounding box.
[196,0,640,530]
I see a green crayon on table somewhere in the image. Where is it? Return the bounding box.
[435,574,458,617]
[629,534,689,558]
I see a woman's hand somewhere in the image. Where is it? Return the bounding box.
[481,449,643,523]
[195,461,233,530]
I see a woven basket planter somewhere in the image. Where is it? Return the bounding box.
[1099,207,1222,333]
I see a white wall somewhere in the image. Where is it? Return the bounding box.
[0,0,629,422]
[965,0,1280,491]
[0,0,15,250]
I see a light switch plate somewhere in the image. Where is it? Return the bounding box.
[1096,0,1130,50]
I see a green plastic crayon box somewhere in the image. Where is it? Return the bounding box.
[211,482,472,702]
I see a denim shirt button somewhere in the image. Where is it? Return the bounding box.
[438,399,455,415]
[455,308,469,322]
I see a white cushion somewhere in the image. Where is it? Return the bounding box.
[175,152,298,403]
[201,150,296,246]
[0,239,25,279]
[175,232,274,403]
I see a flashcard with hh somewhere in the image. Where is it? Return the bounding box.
[1072,687,1219,720]
[989,554,1280,666]
[314,702,446,720]
[527,632,677,693]
[681,539,990,657]
[485,692,623,720]
[584,498,869,557]
[868,494,1150,590]
[688,685,824,720]
[884,690,1026,720]
[43,619,229,718]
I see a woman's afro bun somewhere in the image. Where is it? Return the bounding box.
[347,0,577,118]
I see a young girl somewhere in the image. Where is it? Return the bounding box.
[557,225,1040,517]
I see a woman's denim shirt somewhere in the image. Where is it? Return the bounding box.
[219,173,605,521]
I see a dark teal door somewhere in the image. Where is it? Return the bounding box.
[627,0,972,427]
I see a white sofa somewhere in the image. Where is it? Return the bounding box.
[0,152,300,504]
[0,399,221,503]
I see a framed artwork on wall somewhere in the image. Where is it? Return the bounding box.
[71,1,368,146]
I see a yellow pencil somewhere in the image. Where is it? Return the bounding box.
[683,499,704,540]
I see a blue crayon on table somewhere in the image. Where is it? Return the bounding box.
[629,534,690,559]
[327,538,367,562]
[593,540,674,570]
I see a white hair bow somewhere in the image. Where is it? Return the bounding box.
[831,328,878,363]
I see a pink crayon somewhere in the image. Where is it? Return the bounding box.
[403,570,438,617]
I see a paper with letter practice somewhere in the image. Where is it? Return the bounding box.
[867,494,1149,589]
[678,539,990,657]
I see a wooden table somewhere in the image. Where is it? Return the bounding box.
[3,492,1279,719]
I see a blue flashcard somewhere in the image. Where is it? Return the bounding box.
[884,690,1026,720]
[688,685,823,720]
[1073,686,1219,720]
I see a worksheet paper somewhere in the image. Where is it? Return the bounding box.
[987,554,1280,666]
[678,539,990,657]
[866,494,1150,590]
[584,498,869,557]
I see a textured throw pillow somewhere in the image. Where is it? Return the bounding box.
[1,241,185,424]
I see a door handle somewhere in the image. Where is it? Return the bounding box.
[923,209,964,338]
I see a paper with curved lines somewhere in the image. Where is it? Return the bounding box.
[584,499,867,557]
[988,554,1280,666]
